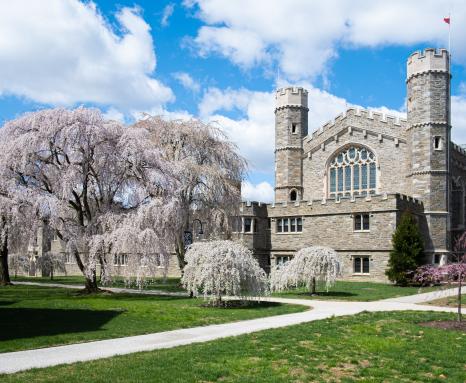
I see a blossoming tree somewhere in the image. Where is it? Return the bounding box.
[0,108,178,292]
[181,240,268,305]
[132,117,247,272]
[414,232,466,322]
[0,186,36,285]
[271,246,342,295]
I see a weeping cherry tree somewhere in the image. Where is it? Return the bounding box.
[182,240,268,305]
[271,246,342,295]
[132,116,247,272]
[0,108,179,292]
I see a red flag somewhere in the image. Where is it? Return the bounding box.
[444,16,450,24]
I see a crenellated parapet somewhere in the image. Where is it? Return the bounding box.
[303,107,407,158]
[407,48,449,82]
[266,193,423,217]
[275,87,309,111]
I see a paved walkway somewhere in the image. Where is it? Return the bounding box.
[1,283,463,375]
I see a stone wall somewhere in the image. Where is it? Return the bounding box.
[240,194,423,282]
[302,110,409,200]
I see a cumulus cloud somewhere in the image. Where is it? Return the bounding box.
[161,3,175,27]
[241,181,274,203]
[185,0,466,81]
[0,0,173,111]
[172,72,201,93]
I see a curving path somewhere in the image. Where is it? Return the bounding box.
[0,282,462,375]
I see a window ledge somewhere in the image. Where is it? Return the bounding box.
[275,232,303,235]
[353,230,370,233]
[352,273,370,276]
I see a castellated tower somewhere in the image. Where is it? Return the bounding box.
[274,87,308,203]
[407,48,451,261]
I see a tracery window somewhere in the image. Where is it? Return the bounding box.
[328,146,377,198]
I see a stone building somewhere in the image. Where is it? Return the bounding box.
[25,48,466,283]
[236,48,466,281]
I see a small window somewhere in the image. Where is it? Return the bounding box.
[434,254,441,264]
[276,219,283,233]
[253,219,258,233]
[114,254,128,266]
[276,217,303,233]
[353,257,370,274]
[283,218,289,232]
[434,136,442,150]
[244,218,252,233]
[291,123,297,134]
[65,253,75,264]
[290,190,297,201]
[354,214,370,231]
[297,217,303,232]
[276,256,291,267]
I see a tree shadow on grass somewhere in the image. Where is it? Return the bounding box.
[0,307,122,341]
[0,301,16,306]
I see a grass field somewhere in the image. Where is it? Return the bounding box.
[13,276,438,301]
[2,311,464,382]
[426,293,466,307]
[271,280,438,301]
[12,275,185,293]
[0,284,306,353]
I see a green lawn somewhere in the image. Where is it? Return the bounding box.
[272,281,438,301]
[2,311,464,383]
[12,275,185,293]
[14,277,438,302]
[426,294,466,307]
[0,285,306,353]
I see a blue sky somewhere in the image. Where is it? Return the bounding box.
[1,0,466,202]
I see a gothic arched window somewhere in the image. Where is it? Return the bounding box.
[289,190,297,201]
[328,146,377,198]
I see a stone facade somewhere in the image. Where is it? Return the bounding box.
[239,48,466,282]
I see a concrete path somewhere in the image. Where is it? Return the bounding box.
[0,283,463,375]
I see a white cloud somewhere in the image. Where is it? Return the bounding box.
[103,108,126,123]
[185,0,466,81]
[198,85,363,174]
[0,0,173,111]
[172,72,201,93]
[161,3,175,27]
[241,181,274,203]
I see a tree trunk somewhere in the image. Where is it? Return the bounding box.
[175,240,187,274]
[84,270,99,293]
[72,249,99,293]
[0,232,11,286]
[310,277,316,295]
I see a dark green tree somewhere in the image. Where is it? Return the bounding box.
[386,211,424,285]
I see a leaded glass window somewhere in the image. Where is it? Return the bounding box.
[328,146,377,198]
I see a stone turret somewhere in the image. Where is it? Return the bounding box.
[274,87,308,203]
[407,48,451,262]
